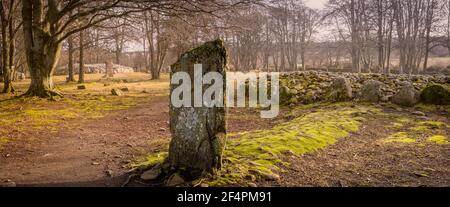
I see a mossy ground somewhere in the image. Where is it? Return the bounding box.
[207,103,381,186]
[383,110,449,146]
[130,152,168,169]
[383,132,416,143]
[131,103,387,186]
[427,135,450,145]
[130,100,450,187]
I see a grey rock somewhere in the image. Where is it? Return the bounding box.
[140,166,162,180]
[392,82,420,107]
[360,80,384,102]
[326,77,353,102]
[289,89,299,95]
[166,173,185,186]
[0,180,16,187]
[248,182,258,187]
[280,86,291,104]
[412,111,426,116]
[262,173,280,181]
[111,88,123,96]
[381,96,391,102]
[244,174,257,182]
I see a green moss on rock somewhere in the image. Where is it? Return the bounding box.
[420,84,450,105]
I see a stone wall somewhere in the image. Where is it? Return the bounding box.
[280,71,450,105]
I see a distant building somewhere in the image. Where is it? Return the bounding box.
[55,63,134,75]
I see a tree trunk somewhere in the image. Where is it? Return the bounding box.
[78,30,85,84]
[151,68,160,80]
[1,32,14,93]
[423,0,435,73]
[22,1,62,97]
[0,1,15,94]
[67,36,75,82]
[301,49,306,71]
[350,0,361,74]
[143,33,149,73]
[115,36,121,65]
[377,0,384,72]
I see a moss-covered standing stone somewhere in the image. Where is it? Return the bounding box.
[168,39,227,176]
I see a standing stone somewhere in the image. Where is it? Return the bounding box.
[105,61,114,78]
[326,77,353,102]
[359,80,383,102]
[168,39,227,176]
[392,82,420,107]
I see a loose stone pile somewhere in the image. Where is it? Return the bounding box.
[280,71,450,106]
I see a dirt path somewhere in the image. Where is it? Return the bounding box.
[0,96,171,187]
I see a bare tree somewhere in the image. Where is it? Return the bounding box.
[392,0,440,74]
[326,0,368,73]
[422,0,439,71]
[298,6,321,71]
[20,0,257,97]
[144,11,169,79]
[0,0,21,93]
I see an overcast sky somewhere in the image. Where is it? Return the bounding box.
[305,0,327,9]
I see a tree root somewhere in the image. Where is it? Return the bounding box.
[1,86,15,94]
[21,89,64,98]
[121,173,139,187]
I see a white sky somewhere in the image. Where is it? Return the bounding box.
[304,0,327,9]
